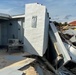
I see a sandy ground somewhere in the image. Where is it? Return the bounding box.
[0,49,29,69]
[0,49,38,75]
[23,66,38,75]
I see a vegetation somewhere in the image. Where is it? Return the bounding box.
[53,21,68,26]
[53,21,69,31]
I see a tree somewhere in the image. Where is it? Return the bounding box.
[64,22,68,26]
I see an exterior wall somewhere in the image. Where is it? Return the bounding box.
[43,12,49,53]
[7,19,18,39]
[0,18,24,46]
[7,18,24,43]
[24,3,49,56]
[17,19,24,42]
[1,21,8,45]
[0,24,1,45]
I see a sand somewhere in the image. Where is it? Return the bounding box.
[0,49,29,69]
[23,66,38,75]
[0,49,38,75]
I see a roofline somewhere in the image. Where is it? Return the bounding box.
[0,13,11,17]
[11,14,25,19]
[0,13,11,20]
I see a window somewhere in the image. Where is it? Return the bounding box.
[32,16,37,28]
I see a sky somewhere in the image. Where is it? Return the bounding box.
[0,0,76,22]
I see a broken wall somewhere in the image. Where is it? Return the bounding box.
[24,3,49,56]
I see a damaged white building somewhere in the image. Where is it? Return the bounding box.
[0,3,76,75]
[0,3,49,56]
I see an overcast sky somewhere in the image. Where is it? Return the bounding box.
[0,0,76,22]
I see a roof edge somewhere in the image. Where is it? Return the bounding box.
[11,14,25,19]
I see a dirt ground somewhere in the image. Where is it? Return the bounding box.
[23,66,38,75]
[0,49,38,75]
[0,49,29,69]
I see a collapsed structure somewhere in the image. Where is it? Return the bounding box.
[0,3,76,75]
[0,3,49,56]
